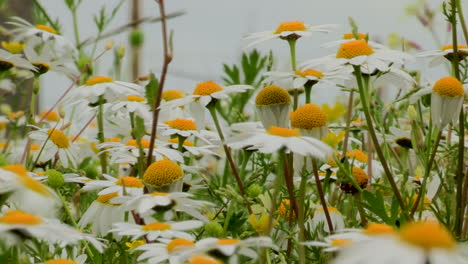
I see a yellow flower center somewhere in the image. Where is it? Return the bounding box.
[162,90,185,101]
[97,192,119,204]
[3,164,51,196]
[408,195,431,210]
[35,24,57,34]
[267,126,300,137]
[44,260,78,264]
[346,149,368,163]
[85,76,113,86]
[125,240,146,249]
[255,85,291,106]
[363,223,394,235]
[126,95,145,102]
[290,104,328,129]
[295,69,324,78]
[30,144,41,151]
[115,176,143,188]
[216,238,240,245]
[336,40,374,59]
[167,138,194,147]
[432,76,464,97]
[274,21,307,34]
[352,166,369,186]
[126,139,151,149]
[0,210,42,225]
[330,239,352,247]
[142,222,171,231]
[164,118,197,131]
[278,199,291,218]
[249,213,271,233]
[39,110,60,122]
[144,160,183,187]
[399,221,455,250]
[150,192,169,196]
[316,206,340,214]
[1,41,25,54]
[166,238,195,253]
[441,44,468,51]
[187,256,222,264]
[106,137,121,143]
[342,33,368,40]
[193,81,223,96]
[48,128,70,148]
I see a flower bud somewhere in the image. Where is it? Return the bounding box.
[46,169,65,189]
[129,29,144,47]
[204,221,224,237]
[105,40,115,50]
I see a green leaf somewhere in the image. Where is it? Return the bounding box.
[362,190,391,223]
[134,116,146,139]
[144,73,159,108]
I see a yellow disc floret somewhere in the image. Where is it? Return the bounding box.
[267,126,300,137]
[162,90,185,101]
[39,110,60,122]
[336,40,374,59]
[142,222,171,231]
[274,21,307,34]
[167,138,194,147]
[45,260,78,264]
[295,69,324,78]
[35,24,57,34]
[167,238,195,253]
[126,95,145,102]
[0,210,42,225]
[48,128,70,148]
[126,139,151,149]
[255,85,291,106]
[352,167,369,186]
[343,32,368,40]
[217,238,240,245]
[3,164,51,196]
[278,199,291,218]
[399,221,455,250]
[290,104,328,129]
[330,239,352,247]
[115,176,143,188]
[346,149,368,163]
[432,76,464,97]
[164,118,197,131]
[193,81,223,96]
[363,223,394,235]
[1,41,25,54]
[97,192,119,204]
[188,256,222,264]
[144,159,183,187]
[85,76,113,86]
[441,44,468,51]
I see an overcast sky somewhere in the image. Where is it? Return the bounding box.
[39,0,467,108]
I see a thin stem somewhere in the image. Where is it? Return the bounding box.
[267,150,286,236]
[410,131,441,217]
[312,159,334,233]
[71,7,81,46]
[147,0,173,165]
[297,158,308,264]
[456,0,468,44]
[341,91,354,156]
[208,105,252,214]
[353,65,408,220]
[97,96,108,174]
[288,40,299,110]
[354,192,368,226]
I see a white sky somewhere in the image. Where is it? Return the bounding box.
[39,0,467,108]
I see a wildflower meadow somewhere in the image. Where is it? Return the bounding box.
[0,0,466,263]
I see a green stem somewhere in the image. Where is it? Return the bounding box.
[267,149,286,236]
[57,191,94,258]
[97,96,108,174]
[71,7,81,46]
[207,104,252,214]
[353,65,409,220]
[288,40,299,110]
[341,91,354,157]
[354,192,368,226]
[304,82,314,104]
[297,158,308,264]
[32,0,60,33]
[456,0,468,44]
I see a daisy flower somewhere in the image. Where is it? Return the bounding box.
[310,206,345,233]
[290,104,328,139]
[135,238,195,264]
[417,44,468,67]
[29,127,78,167]
[118,191,212,221]
[339,166,369,194]
[78,192,128,236]
[0,164,58,217]
[7,17,76,56]
[166,138,220,157]
[431,76,465,128]
[0,209,105,252]
[143,159,185,192]
[111,219,203,241]
[0,49,36,72]
[228,126,333,160]
[106,94,152,120]
[81,174,144,196]
[160,81,251,126]
[244,21,337,48]
[330,223,395,243]
[302,236,352,252]
[97,138,183,164]
[321,32,385,48]
[31,171,92,185]
[255,85,291,130]
[333,221,468,264]
[264,64,352,90]
[66,76,143,104]
[158,118,214,144]
[183,237,276,262]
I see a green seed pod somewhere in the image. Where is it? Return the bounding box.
[129,29,144,47]
[204,221,224,237]
[247,184,262,198]
[46,169,65,189]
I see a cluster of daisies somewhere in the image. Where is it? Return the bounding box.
[0,6,466,264]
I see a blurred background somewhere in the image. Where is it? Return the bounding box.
[12,0,468,108]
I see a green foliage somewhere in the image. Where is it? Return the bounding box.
[144,73,159,108]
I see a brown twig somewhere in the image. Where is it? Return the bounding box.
[312,159,334,233]
[146,0,173,166]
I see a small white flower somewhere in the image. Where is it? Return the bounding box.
[29,127,78,168]
[417,44,468,67]
[106,94,152,120]
[135,238,195,264]
[0,49,36,71]
[81,174,144,196]
[310,206,345,233]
